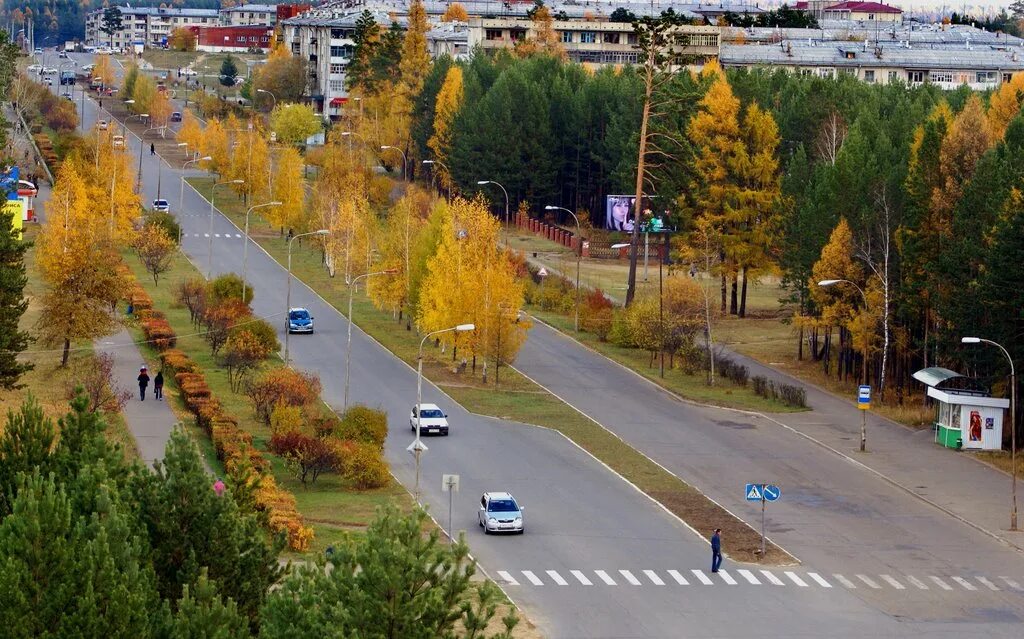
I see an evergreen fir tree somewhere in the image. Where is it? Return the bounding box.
[0,199,31,389]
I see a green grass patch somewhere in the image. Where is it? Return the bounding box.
[186,177,794,564]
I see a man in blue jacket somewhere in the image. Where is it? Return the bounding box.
[711,528,722,573]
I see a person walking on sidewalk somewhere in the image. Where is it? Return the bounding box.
[711,528,723,573]
[137,366,150,401]
[150,142,155,155]
[154,370,164,400]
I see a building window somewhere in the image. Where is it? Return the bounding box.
[329,79,344,93]
[929,71,953,83]
[868,13,875,19]
[560,30,572,43]
[800,68,813,76]
[1003,72,1014,83]
[864,69,875,82]
[908,70,924,83]
[330,63,344,74]
[237,36,246,42]
[485,29,502,41]
[580,31,596,44]
[330,45,346,57]
[603,32,619,44]
[818,67,835,78]
[627,33,638,45]
[888,70,898,82]
[976,71,997,83]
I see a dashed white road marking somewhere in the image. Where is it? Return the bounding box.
[667,570,689,585]
[497,571,519,586]
[737,569,761,585]
[785,572,809,587]
[643,570,665,586]
[930,576,953,591]
[905,575,929,590]
[594,570,617,586]
[760,570,785,586]
[833,574,857,589]
[214,233,221,237]
[807,572,832,588]
[546,570,568,586]
[1001,577,1022,590]
[570,570,592,586]
[203,233,209,237]
[522,571,543,586]
[880,575,904,590]
[234,233,242,238]
[620,570,642,586]
[691,570,714,585]
[717,569,738,585]
[951,576,977,591]
[976,577,1000,591]
[857,574,881,589]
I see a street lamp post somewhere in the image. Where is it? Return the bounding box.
[256,88,276,112]
[242,201,282,301]
[422,159,451,200]
[962,336,1018,532]
[380,145,407,181]
[545,205,582,332]
[344,268,398,409]
[208,179,244,278]
[410,323,475,500]
[477,180,509,243]
[818,278,870,452]
[285,229,331,364]
[134,113,150,193]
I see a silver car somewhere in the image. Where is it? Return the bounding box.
[478,492,525,534]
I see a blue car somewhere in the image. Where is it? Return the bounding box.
[287,307,314,334]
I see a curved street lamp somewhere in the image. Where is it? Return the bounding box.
[344,268,399,409]
[477,180,509,243]
[545,205,582,332]
[818,278,870,452]
[284,229,331,364]
[241,201,282,301]
[380,145,407,181]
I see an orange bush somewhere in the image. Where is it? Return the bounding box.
[160,349,195,373]
[245,367,322,424]
[142,317,177,350]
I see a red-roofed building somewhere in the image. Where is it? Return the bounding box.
[823,1,903,22]
[188,25,273,53]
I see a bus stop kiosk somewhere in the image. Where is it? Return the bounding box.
[913,366,1008,451]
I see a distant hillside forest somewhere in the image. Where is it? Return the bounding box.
[0,1,274,45]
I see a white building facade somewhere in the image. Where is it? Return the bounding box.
[85,6,220,50]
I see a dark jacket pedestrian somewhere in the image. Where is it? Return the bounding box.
[138,367,150,401]
[711,529,722,573]
[154,371,164,400]
[150,142,155,155]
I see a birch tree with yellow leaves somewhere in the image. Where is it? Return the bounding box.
[269,146,307,234]
[176,110,204,158]
[368,188,430,319]
[201,118,231,176]
[229,122,271,203]
[427,66,463,190]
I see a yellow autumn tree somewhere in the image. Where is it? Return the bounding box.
[202,118,231,176]
[398,0,430,109]
[514,5,568,61]
[270,103,321,146]
[149,90,173,129]
[810,217,871,359]
[130,74,157,114]
[92,54,116,87]
[176,109,204,157]
[269,146,306,233]
[987,73,1024,140]
[427,66,464,189]
[368,187,430,318]
[229,123,271,201]
[932,95,993,227]
[441,2,468,21]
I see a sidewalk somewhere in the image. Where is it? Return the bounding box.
[95,329,179,467]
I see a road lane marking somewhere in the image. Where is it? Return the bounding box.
[203,233,209,237]
[594,570,617,586]
[522,571,543,586]
[785,572,809,587]
[570,570,592,585]
[717,569,737,585]
[691,570,714,585]
[833,574,857,589]
[760,570,785,586]
[737,569,761,585]
[214,233,220,237]
[807,572,832,588]
[620,570,642,585]
[1001,577,1022,590]
[497,571,519,586]
[951,576,977,591]
[880,575,904,590]
[546,570,568,586]
[976,577,1000,591]
[643,570,665,585]
[929,576,953,590]
[667,570,689,585]
[234,233,242,238]
[905,575,929,590]
[856,574,881,589]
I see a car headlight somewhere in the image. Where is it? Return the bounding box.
[514,517,522,524]
[488,518,497,523]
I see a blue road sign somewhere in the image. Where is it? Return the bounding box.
[745,483,763,501]
[763,485,781,502]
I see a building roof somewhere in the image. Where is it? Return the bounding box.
[823,1,902,14]
[721,40,1024,70]
[93,5,220,18]
[723,22,1024,48]
[224,4,278,13]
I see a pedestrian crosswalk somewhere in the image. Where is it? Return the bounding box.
[182,233,244,239]
[493,568,1024,594]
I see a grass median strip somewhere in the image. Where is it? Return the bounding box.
[187,176,794,565]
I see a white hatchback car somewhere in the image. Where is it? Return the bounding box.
[478,492,525,534]
[410,403,449,436]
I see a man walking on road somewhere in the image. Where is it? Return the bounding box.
[711,528,722,573]
[154,370,163,400]
[137,366,150,401]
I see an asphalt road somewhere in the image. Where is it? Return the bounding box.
[38,49,1024,637]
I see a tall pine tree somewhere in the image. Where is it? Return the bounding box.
[0,198,31,388]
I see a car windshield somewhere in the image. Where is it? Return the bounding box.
[154,200,167,206]
[419,409,444,418]
[488,499,518,513]
[289,310,309,320]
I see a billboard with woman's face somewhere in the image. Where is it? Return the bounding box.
[606,195,635,231]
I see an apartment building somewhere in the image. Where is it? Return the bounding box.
[85,6,220,49]
[221,4,280,26]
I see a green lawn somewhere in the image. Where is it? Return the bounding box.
[186,177,793,564]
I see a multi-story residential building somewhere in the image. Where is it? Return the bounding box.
[821,1,902,23]
[467,17,719,67]
[221,4,280,26]
[85,6,220,50]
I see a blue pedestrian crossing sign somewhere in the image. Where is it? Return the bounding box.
[745,484,763,501]
[763,485,781,502]
[746,483,782,501]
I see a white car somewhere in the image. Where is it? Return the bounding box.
[97,120,108,130]
[478,492,525,535]
[42,67,58,75]
[33,48,42,55]
[27,64,40,73]
[152,199,170,212]
[181,67,197,76]
[410,403,449,436]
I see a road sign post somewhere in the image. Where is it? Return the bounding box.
[858,385,871,452]
[746,483,781,558]
[442,473,460,545]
